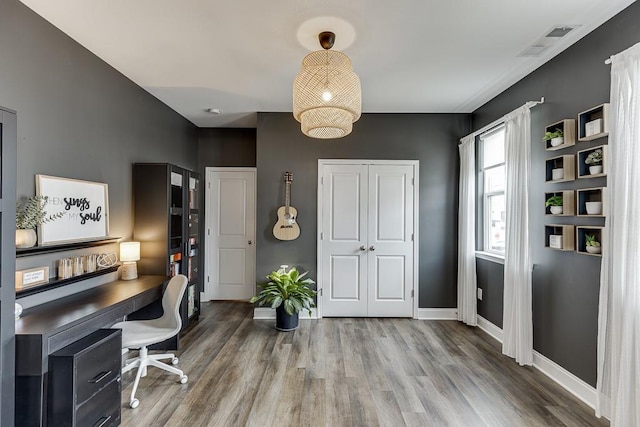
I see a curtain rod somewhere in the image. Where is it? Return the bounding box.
[463,97,545,142]
[604,56,613,65]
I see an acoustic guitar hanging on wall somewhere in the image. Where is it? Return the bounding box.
[273,172,300,241]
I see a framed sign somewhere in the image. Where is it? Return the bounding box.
[16,266,50,290]
[36,175,109,245]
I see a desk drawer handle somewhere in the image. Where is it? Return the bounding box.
[88,370,111,384]
[93,415,112,427]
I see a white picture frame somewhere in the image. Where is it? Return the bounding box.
[36,175,109,245]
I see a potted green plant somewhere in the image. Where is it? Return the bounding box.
[585,148,603,175]
[585,234,601,254]
[543,128,564,147]
[15,195,64,248]
[545,195,563,215]
[250,265,316,331]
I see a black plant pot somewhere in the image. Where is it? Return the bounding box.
[275,305,299,331]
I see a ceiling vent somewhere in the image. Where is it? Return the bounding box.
[546,26,575,38]
[518,45,550,57]
[517,25,580,57]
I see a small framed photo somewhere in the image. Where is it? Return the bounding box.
[16,266,50,290]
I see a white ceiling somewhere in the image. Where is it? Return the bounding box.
[20,0,636,128]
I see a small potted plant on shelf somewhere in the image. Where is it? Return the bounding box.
[585,148,603,175]
[545,195,564,215]
[543,128,564,147]
[250,265,317,331]
[585,234,602,254]
[15,196,65,248]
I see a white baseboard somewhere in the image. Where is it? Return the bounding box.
[477,315,504,342]
[253,307,318,320]
[532,350,597,409]
[416,308,457,320]
[476,315,596,410]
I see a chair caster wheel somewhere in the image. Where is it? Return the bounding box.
[130,398,140,409]
[180,375,188,384]
[171,357,179,365]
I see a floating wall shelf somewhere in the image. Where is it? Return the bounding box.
[544,119,576,151]
[544,190,575,216]
[578,103,609,142]
[545,225,575,251]
[545,154,575,183]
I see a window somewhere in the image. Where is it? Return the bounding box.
[480,126,506,254]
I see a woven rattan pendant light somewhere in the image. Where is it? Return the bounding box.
[293,31,361,139]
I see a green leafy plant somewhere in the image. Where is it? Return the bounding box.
[250,266,317,315]
[543,128,564,141]
[16,196,64,229]
[585,234,601,247]
[545,195,563,207]
[585,148,603,165]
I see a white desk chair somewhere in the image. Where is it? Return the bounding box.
[113,274,189,408]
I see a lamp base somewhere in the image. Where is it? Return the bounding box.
[121,261,138,280]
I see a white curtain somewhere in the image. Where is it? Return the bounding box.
[502,105,533,366]
[458,134,477,326]
[596,42,640,425]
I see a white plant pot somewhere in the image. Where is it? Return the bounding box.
[586,245,601,254]
[589,165,603,175]
[16,229,37,248]
[551,168,564,180]
[550,137,564,147]
[585,202,603,215]
[549,206,563,215]
[549,235,563,249]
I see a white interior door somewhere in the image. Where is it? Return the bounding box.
[319,161,417,317]
[321,164,368,316]
[205,168,256,301]
[367,165,414,317]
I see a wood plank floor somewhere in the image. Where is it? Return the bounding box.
[120,302,608,427]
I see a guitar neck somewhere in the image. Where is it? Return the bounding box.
[285,181,291,212]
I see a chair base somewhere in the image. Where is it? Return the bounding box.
[122,346,188,408]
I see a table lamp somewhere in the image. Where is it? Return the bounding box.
[120,242,140,280]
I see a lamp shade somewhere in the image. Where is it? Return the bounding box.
[120,242,140,262]
[293,49,361,139]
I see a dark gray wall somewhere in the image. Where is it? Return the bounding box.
[0,0,198,242]
[472,1,640,386]
[476,259,504,327]
[197,128,257,176]
[256,112,469,308]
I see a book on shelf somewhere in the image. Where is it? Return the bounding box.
[170,261,180,277]
[187,285,195,317]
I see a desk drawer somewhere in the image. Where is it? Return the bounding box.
[76,331,121,404]
[76,378,121,427]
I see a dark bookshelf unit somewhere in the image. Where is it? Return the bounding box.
[133,164,201,333]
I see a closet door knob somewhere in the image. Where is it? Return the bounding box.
[360,245,367,251]
[248,240,253,245]
[369,246,376,251]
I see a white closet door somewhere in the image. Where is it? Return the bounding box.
[366,165,414,317]
[321,164,368,316]
[320,161,416,318]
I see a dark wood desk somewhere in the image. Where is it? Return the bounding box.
[15,275,167,426]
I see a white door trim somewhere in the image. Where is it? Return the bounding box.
[203,167,257,301]
[317,159,420,319]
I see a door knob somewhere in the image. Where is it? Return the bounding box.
[248,240,253,245]
[369,246,376,251]
[360,245,367,251]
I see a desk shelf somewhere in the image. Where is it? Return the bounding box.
[17,237,120,258]
[16,265,119,298]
